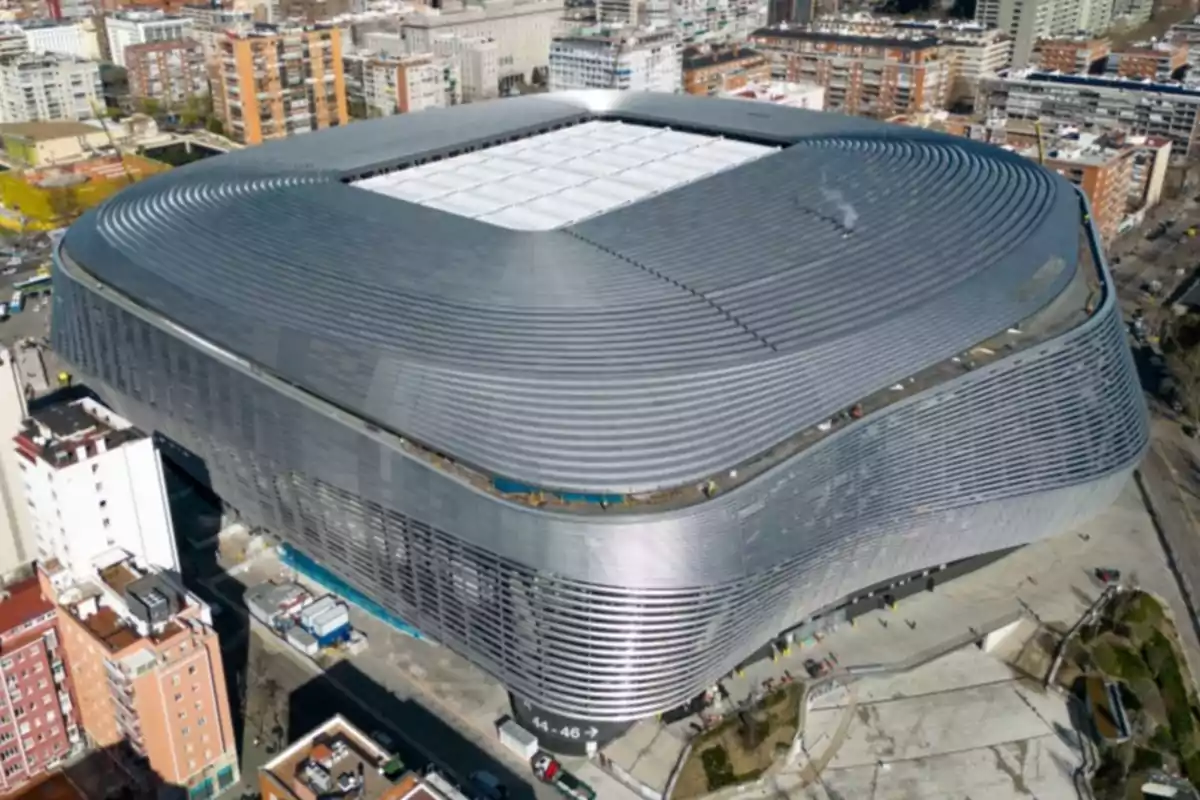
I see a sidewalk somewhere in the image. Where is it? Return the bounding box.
[215,554,640,800]
[610,475,1196,795]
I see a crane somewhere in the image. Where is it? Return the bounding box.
[87,98,134,186]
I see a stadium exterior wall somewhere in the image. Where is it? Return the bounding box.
[51,219,1146,732]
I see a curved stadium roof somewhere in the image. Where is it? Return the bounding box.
[62,91,1081,495]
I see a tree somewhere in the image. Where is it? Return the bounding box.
[45,186,82,226]
[1164,314,1200,422]
[137,97,162,118]
[205,116,225,137]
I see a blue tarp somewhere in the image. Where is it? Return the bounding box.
[279,544,426,641]
[491,477,624,506]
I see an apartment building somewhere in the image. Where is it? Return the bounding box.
[1106,41,1186,81]
[14,397,179,580]
[1128,135,1172,209]
[345,52,457,117]
[0,577,80,796]
[0,349,35,582]
[975,0,1094,69]
[549,27,681,92]
[652,0,768,46]
[0,27,29,60]
[683,45,770,95]
[218,24,348,146]
[933,26,1012,106]
[0,54,101,124]
[179,6,253,59]
[1035,36,1109,73]
[104,11,194,69]
[1110,0,1152,27]
[430,33,499,101]
[260,715,472,800]
[1168,16,1200,67]
[1035,132,1134,243]
[45,555,238,797]
[749,28,948,118]
[978,70,1200,156]
[21,21,97,60]
[401,0,563,89]
[125,38,206,108]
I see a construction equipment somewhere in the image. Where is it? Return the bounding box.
[87,99,134,186]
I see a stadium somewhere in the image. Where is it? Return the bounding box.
[52,91,1147,749]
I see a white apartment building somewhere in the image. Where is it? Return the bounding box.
[15,397,180,581]
[975,0,1083,68]
[0,54,101,124]
[0,27,29,60]
[22,22,95,61]
[104,11,195,69]
[431,33,499,101]
[656,0,769,45]
[346,51,458,116]
[402,0,562,87]
[178,6,253,60]
[549,27,681,91]
[362,29,405,56]
[0,348,36,582]
[978,70,1200,156]
[1168,16,1200,66]
[935,27,1013,105]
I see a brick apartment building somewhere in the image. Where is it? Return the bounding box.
[1039,134,1135,244]
[1035,37,1109,74]
[0,577,79,796]
[749,28,948,118]
[1106,41,1187,81]
[682,46,770,95]
[125,38,207,108]
[217,24,348,145]
[45,556,238,798]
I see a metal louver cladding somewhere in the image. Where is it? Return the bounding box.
[53,90,1147,741]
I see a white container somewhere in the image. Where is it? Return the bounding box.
[300,596,337,627]
[498,720,538,760]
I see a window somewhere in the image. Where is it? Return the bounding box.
[174,693,182,701]
[188,665,197,675]
[197,716,205,726]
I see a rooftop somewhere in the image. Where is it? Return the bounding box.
[751,26,941,49]
[683,46,763,70]
[261,715,423,800]
[0,577,53,640]
[0,121,101,142]
[56,557,195,657]
[16,398,143,470]
[352,120,776,231]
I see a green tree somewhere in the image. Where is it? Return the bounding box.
[45,187,82,225]
[137,97,162,118]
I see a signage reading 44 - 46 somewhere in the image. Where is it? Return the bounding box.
[529,717,600,740]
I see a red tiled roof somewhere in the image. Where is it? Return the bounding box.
[0,578,52,639]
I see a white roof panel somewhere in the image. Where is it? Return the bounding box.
[351,121,777,231]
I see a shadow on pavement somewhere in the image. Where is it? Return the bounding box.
[287,660,538,800]
[160,455,536,800]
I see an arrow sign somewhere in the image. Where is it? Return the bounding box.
[586,727,599,738]
[522,699,533,710]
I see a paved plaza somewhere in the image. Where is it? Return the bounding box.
[204,470,1191,800]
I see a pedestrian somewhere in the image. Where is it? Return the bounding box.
[879,618,888,628]
[906,619,916,630]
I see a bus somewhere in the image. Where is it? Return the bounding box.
[13,274,50,295]
[9,291,22,314]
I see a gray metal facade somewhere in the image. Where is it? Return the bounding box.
[52,91,1147,724]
